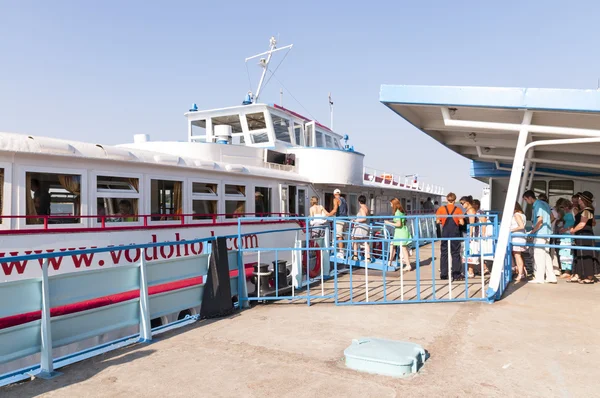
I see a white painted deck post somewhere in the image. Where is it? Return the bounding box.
[139,257,152,342]
[38,258,61,379]
[489,111,533,295]
[518,158,531,207]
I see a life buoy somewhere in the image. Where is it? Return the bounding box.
[302,239,322,278]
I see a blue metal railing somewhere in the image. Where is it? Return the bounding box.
[0,236,221,387]
[236,214,499,306]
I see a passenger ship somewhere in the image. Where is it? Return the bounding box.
[0,37,443,286]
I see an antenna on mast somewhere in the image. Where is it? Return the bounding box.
[244,36,293,104]
[280,88,283,106]
[329,93,334,130]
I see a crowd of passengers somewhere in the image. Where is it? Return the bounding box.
[308,188,599,285]
[512,190,598,285]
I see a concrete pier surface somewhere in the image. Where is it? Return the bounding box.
[3,262,599,397]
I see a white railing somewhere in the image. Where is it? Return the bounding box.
[264,162,296,172]
[362,167,444,195]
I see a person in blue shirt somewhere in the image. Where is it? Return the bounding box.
[523,190,557,284]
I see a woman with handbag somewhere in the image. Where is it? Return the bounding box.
[385,198,412,271]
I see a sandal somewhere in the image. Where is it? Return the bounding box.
[468,272,475,278]
[351,255,359,261]
[514,274,525,284]
[580,278,595,284]
[568,275,580,283]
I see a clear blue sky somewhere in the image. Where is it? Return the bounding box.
[2,1,599,196]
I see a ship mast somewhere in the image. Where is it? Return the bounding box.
[245,36,293,104]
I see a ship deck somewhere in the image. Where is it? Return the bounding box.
[4,245,599,397]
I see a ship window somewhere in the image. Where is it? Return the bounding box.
[254,187,272,216]
[96,175,140,223]
[97,176,138,193]
[26,172,81,225]
[191,120,207,142]
[333,138,340,148]
[151,179,183,221]
[305,124,314,147]
[192,181,219,220]
[325,135,333,148]
[246,112,267,131]
[549,180,574,207]
[0,168,3,223]
[192,200,218,220]
[97,198,139,223]
[315,131,324,148]
[212,114,243,134]
[192,182,218,196]
[251,133,269,144]
[294,123,304,146]
[225,184,246,218]
[271,114,292,143]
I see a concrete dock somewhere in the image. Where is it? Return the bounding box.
[3,248,599,397]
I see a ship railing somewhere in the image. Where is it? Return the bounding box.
[0,235,235,387]
[235,213,499,307]
[0,212,297,234]
[362,166,444,195]
[264,162,296,172]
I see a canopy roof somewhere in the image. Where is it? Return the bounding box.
[380,85,600,180]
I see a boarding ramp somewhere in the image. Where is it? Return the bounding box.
[236,214,498,306]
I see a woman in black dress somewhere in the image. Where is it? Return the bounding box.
[569,191,596,284]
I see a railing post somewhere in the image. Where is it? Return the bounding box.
[138,257,152,342]
[305,215,311,306]
[38,258,61,379]
[415,215,421,301]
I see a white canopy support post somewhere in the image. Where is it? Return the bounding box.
[526,163,537,190]
[519,158,531,206]
[488,110,532,296]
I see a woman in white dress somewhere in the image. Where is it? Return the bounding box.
[511,202,528,283]
[352,195,373,262]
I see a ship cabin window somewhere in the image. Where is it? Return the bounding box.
[192,181,218,220]
[271,114,292,143]
[190,120,207,143]
[294,123,304,146]
[246,112,270,144]
[225,184,246,218]
[548,180,574,207]
[325,135,333,148]
[0,168,3,223]
[333,138,340,149]
[315,131,325,148]
[212,114,245,144]
[96,176,139,223]
[151,179,183,221]
[305,123,314,147]
[254,186,272,216]
[26,172,81,225]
